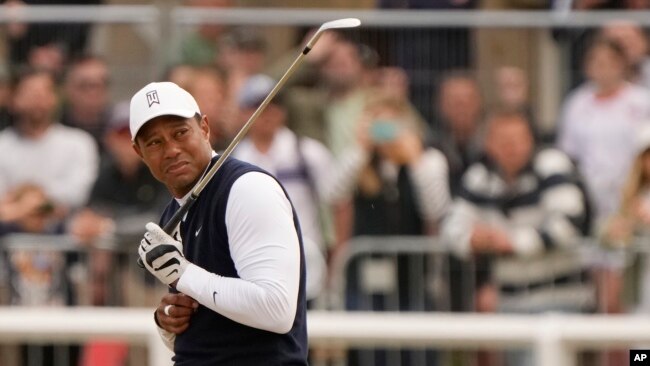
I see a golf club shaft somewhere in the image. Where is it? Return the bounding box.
[164,44,314,233]
[137,32,323,267]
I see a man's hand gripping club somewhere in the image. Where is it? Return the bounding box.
[138,222,189,287]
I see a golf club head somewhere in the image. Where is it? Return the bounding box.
[306,18,361,50]
[319,18,361,32]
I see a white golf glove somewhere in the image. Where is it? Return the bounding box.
[138,222,189,286]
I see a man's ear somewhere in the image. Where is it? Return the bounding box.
[200,114,211,138]
[132,141,143,158]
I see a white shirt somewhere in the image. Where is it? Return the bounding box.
[233,128,332,299]
[233,128,334,251]
[558,82,650,222]
[159,171,301,349]
[0,124,99,208]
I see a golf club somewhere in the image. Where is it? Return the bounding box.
[138,17,361,268]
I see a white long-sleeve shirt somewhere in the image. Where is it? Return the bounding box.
[159,171,300,349]
[232,128,332,299]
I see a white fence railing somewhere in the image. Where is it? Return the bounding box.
[0,307,173,366]
[1,308,650,366]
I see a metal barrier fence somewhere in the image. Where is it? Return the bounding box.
[1,233,647,365]
[0,233,167,366]
[324,235,647,366]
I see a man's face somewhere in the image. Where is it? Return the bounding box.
[321,42,363,91]
[12,73,58,124]
[133,115,213,198]
[439,79,482,131]
[65,60,109,113]
[585,45,626,87]
[485,116,534,178]
[192,76,225,124]
[241,104,284,141]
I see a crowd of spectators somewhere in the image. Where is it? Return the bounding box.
[2,1,650,365]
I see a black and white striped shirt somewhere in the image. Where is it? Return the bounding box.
[441,148,595,312]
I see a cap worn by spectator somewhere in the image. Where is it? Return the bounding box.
[237,74,282,109]
[129,81,201,141]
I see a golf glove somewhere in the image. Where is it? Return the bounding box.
[138,222,189,286]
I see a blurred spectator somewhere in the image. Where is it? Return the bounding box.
[441,110,593,366]
[559,37,650,366]
[164,63,196,91]
[218,26,267,120]
[320,39,375,157]
[0,68,97,366]
[60,54,111,149]
[178,0,231,66]
[600,20,650,89]
[185,66,231,150]
[558,38,650,224]
[494,65,544,144]
[339,94,450,366]
[433,71,484,196]
[68,101,167,243]
[232,74,332,304]
[81,102,168,219]
[373,66,411,103]
[338,94,450,238]
[375,66,434,139]
[317,40,434,259]
[271,34,368,145]
[552,0,650,90]
[494,66,528,111]
[0,68,98,213]
[316,39,388,258]
[265,30,341,143]
[68,101,168,313]
[4,0,102,76]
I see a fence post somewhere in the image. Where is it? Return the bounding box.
[535,314,575,366]
[147,330,174,366]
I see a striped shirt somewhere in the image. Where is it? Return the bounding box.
[441,148,595,312]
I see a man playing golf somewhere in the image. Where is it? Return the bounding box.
[131,81,308,365]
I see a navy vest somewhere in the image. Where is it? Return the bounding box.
[159,157,308,366]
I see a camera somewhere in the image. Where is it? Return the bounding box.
[370,120,399,142]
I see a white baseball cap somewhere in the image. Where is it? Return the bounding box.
[129,81,201,141]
